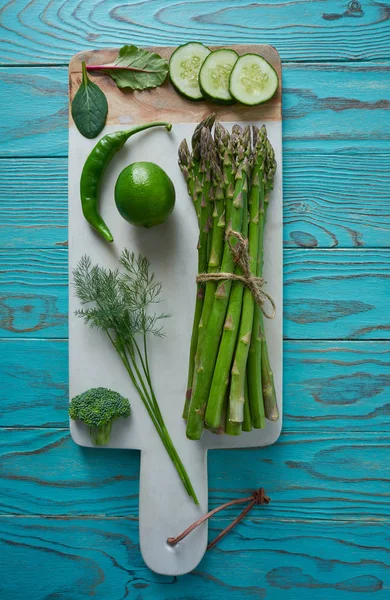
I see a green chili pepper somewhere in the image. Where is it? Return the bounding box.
[80,122,172,242]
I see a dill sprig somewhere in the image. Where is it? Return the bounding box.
[73,249,198,504]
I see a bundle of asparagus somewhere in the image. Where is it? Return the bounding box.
[179,115,279,440]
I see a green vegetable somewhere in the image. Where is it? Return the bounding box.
[186,126,251,440]
[250,137,279,422]
[242,379,252,432]
[87,45,169,90]
[178,114,215,417]
[199,49,238,104]
[73,249,198,503]
[229,54,279,106]
[229,126,267,427]
[205,128,266,431]
[197,124,229,352]
[179,117,278,438]
[169,42,211,100]
[69,387,130,446]
[71,61,108,139]
[169,43,279,106]
[211,152,250,435]
[80,122,172,243]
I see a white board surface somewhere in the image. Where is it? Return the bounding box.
[69,121,282,575]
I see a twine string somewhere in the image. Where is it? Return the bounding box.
[196,230,276,319]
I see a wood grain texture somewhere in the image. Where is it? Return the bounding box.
[1,340,389,432]
[284,341,390,431]
[284,154,390,248]
[0,0,389,64]
[1,427,389,519]
[284,249,390,340]
[0,159,68,248]
[1,0,389,590]
[0,249,67,337]
[69,45,282,126]
[1,63,389,156]
[0,517,389,599]
[1,248,388,339]
[2,154,389,249]
[0,67,67,156]
[0,340,68,427]
[0,428,140,516]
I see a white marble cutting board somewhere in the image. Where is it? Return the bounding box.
[69,46,282,576]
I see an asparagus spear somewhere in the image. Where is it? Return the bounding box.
[194,133,224,357]
[229,126,267,426]
[208,124,230,275]
[197,129,214,283]
[179,124,214,417]
[186,127,250,440]
[192,125,231,381]
[205,127,254,430]
[260,140,279,421]
[221,146,251,436]
[242,378,252,432]
[179,114,215,213]
[191,113,216,156]
[247,131,279,422]
[225,416,242,436]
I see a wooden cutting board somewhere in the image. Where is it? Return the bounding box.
[68,45,282,576]
[69,45,281,126]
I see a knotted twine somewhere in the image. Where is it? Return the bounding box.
[196,230,276,319]
[169,236,273,549]
[167,488,270,550]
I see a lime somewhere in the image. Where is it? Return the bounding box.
[115,162,175,228]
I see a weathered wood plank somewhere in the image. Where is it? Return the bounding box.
[0,340,68,427]
[284,341,390,431]
[0,159,68,249]
[284,249,390,339]
[0,0,389,64]
[0,517,389,599]
[0,68,67,156]
[0,64,389,156]
[1,340,389,432]
[2,154,389,249]
[284,154,390,248]
[1,248,388,339]
[0,428,140,516]
[1,428,389,519]
[0,249,67,337]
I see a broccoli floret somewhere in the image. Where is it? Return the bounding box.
[69,387,131,446]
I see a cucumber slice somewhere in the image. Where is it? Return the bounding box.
[169,42,211,100]
[229,54,279,106]
[199,49,238,104]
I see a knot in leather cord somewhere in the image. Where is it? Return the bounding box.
[167,487,270,550]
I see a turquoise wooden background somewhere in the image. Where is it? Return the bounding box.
[0,0,389,597]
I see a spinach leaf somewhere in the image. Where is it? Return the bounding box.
[71,61,108,139]
[87,45,169,91]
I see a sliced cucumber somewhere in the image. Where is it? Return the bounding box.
[229,54,279,106]
[199,49,238,104]
[169,42,210,100]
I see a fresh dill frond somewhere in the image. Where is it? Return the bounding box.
[71,248,198,504]
[73,249,168,340]
[119,249,164,311]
